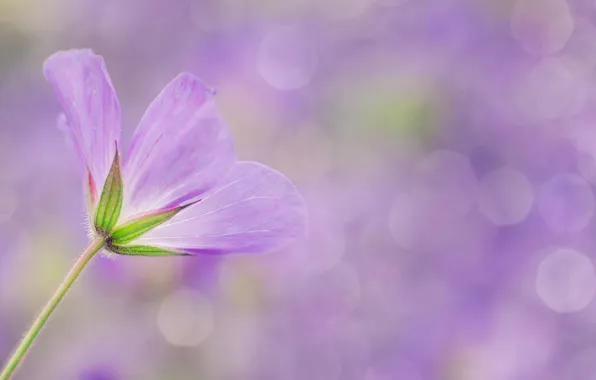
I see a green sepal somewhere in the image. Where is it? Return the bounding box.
[110,206,188,245]
[94,147,123,233]
[110,244,191,257]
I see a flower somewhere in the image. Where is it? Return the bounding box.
[43,49,306,256]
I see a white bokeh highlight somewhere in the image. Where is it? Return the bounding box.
[257,27,318,90]
[477,168,534,225]
[536,248,596,313]
[514,58,586,122]
[537,173,594,233]
[510,0,574,56]
[157,287,214,347]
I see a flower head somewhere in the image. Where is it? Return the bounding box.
[44,49,306,256]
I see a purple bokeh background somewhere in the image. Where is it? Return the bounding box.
[2,0,596,378]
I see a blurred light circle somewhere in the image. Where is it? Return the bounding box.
[477,168,534,225]
[513,58,586,122]
[537,174,594,233]
[456,310,553,379]
[561,19,596,74]
[257,27,318,90]
[157,287,213,347]
[536,248,596,313]
[388,189,483,252]
[415,150,478,217]
[510,0,574,56]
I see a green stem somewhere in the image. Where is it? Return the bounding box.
[0,238,105,380]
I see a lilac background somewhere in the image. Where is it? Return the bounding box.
[2,0,596,378]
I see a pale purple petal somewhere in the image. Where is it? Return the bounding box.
[43,49,121,196]
[135,161,307,254]
[122,73,235,218]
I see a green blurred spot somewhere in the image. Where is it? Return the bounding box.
[325,73,445,146]
[94,148,123,234]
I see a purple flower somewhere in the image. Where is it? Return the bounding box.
[43,49,306,256]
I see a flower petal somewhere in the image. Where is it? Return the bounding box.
[134,161,307,254]
[123,73,235,217]
[43,49,122,196]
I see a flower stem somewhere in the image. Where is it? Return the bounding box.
[0,238,105,380]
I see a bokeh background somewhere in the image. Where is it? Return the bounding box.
[1,0,596,378]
